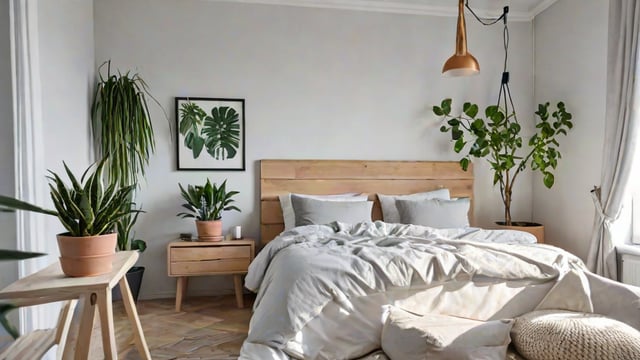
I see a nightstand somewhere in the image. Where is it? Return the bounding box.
[167,239,255,311]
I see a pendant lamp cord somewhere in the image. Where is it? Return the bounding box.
[465,1,518,124]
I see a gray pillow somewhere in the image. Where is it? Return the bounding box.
[290,194,373,226]
[396,197,470,228]
[377,189,451,223]
[279,193,368,230]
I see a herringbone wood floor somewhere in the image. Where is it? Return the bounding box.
[97,294,254,359]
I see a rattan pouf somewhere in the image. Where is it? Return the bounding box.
[511,310,640,360]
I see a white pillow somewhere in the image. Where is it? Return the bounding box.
[377,189,450,224]
[290,195,373,226]
[381,307,513,360]
[396,197,470,228]
[279,193,368,230]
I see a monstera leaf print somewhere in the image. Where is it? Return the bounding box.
[178,102,207,159]
[203,106,240,160]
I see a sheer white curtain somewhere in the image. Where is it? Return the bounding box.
[587,0,640,280]
[10,0,59,342]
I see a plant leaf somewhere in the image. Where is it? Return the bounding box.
[0,250,45,261]
[543,172,555,188]
[0,195,58,216]
[0,304,18,339]
[202,107,241,160]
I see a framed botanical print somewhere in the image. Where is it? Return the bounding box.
[175,97,245,171]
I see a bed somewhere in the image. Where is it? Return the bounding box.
[241,160,640,360]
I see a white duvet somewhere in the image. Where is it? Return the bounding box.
[240,222,640,360]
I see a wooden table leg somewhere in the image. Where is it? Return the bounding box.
[119,276,151,360]
[55,299,77,359]
[233,274,244,309]
[74,293,97,360]
[175,276,188,312]
[97,289,117,359]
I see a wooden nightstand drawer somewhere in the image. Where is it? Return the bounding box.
[167,239,256,310]
[170,258,250,275]
[170,245,250,262]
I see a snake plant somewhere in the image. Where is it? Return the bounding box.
[177,179,240,221]
[0,158,139,237]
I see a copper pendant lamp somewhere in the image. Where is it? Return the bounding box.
[442,0,480,77]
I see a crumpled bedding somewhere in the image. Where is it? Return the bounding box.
[240,221,639,360]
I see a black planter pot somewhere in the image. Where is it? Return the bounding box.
[112,266,145,303]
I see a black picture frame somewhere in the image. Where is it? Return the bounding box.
[175,97,245,171]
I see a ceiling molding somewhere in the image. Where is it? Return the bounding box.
[529,0,559,19]
[213,0,554,21]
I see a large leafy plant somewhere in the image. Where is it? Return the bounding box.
[433,99,573,225]
[0,159,138,237]
[177,179,240,221]
[0,245,44,339]
[0,209,46,338]
[178,102,241,160]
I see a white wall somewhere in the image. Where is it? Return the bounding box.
[94,0,535,299]
[533,0,609,260]
[38,0,95,258]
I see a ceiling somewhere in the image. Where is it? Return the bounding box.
[220,0,559,21]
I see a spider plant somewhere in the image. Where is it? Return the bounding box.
[177,179,240,221]
[91,60,158,187]
[91,60,166,251]
[0,158,138,237]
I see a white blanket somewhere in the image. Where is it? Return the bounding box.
[242,222,592,358]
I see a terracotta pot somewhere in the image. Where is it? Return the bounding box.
[196,220,223,241]
[56,233,116,277]
[59,254,114,277]
[495,221,545,244]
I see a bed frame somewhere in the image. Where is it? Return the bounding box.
[260,160,474,245]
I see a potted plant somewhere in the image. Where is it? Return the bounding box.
[91,60,166,300]
[433,99,573,242]
[178,179,240,241]
[111,202,147,302]
[0,159,137,277]
[91,60,162,188]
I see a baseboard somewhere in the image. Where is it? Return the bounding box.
[140,288,249,300]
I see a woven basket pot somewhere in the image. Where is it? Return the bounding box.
[57,233,116,277]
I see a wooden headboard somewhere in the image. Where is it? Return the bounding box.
[260,160,474,245]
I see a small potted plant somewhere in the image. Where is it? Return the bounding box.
[0,159,138,277]
[433,99,573,242]
[111,202,147,302]
[177,179,240,241]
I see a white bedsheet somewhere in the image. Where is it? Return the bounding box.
[240,222,640,359]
